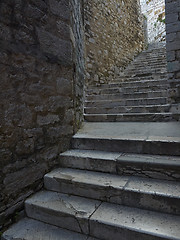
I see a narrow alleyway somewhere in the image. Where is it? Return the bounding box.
[3,43,180,240]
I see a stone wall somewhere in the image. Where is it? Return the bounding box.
[165,0,180,116]
[0,0,84,230]
[70,0,85,131]
[84,0,145,86]
[140,0,166,43]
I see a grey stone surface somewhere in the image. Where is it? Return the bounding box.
[44,168,128,203]
[25,191,101,235]
[44,168,180,214]
[2,218,88,240]
[60,149,180,181]
[90,202,180,240]
[75,122,180,140]
[60,149,119,173]
[72,122,180,155]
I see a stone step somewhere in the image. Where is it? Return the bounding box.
[84,104,171,114]
[117,73,167,80]
[86,85,169,95]
[89,202,180,240]
[126,63,167,68]
[134,56,166,62]
[132,61,167,66]
[60,149,180,181]
[25,190,101,235]
[85,98,167,108]
[89,79,168,89]
[123,67,167,73]
[44,168,180,215]
[84,113,175,122]
[120,71,167,79]
[2,218,97,240]
[86,91,168,101]
[71,122,180,156]
[25,191,180,240]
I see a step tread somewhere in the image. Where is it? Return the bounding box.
[86,90,168,97]
[25,190,101,235]
[85,97,167,103]
[60,149,180,165]
[45,168,180,198]
[84,113,173,116]
[84,104,171,109]
[90,202,180,240]
[89,79,168,88]
[61,149,121,160]
[74,122,180,142]
[25,191,180,240]
[2,218,96,240]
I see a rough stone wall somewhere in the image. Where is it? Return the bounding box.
[165,0,180,116]
[0,0,84,230]
[70,0,85,131]
[84,0,145,85]
[140,0,166,43]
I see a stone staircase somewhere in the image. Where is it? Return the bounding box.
[84,43,179,122]
[3,121,180,240]
[2,43,180,240]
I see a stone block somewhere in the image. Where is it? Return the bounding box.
[49,0,70,20]
[37,114,59,126]
[56,77,72,96]
[37,28,72,65]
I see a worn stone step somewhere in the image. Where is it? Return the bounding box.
[84,113,175,122]
[89,202,180,240]
[123,67,167,74]
[86,91,168,101]
[85,97,167,108]
[120,72,167,79]
[44,168,180,215]
[89,79,168,89]
[126,64,167,70]
[117,74,167,82]
[25,190,101,235]
[84,104,171,114]
[2,218,97,240]
[132,61,166,66]
[25,191,180,240]
[86,84,169,95]
[71,122,180,156]
[60,149,180,181]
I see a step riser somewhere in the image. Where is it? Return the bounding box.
[85,99,167,108]
[89,220,170,240]
[89,80,168,89]
[84,114,173,122]
[84,106,170,114]
[60,154,180,181]
[25,201,90,235]
[72,138,180,156]
[86,85,169,95]
[86,92,168,101]
[122,69,167,75]
[44,176,180,215]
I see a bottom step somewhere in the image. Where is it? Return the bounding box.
[2,218,98,240]
[84,113,176,122]
[25,191,180,240]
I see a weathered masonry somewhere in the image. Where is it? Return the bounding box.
[0,0,85,229]
[0,0,180,234]
[166,0,180,114]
